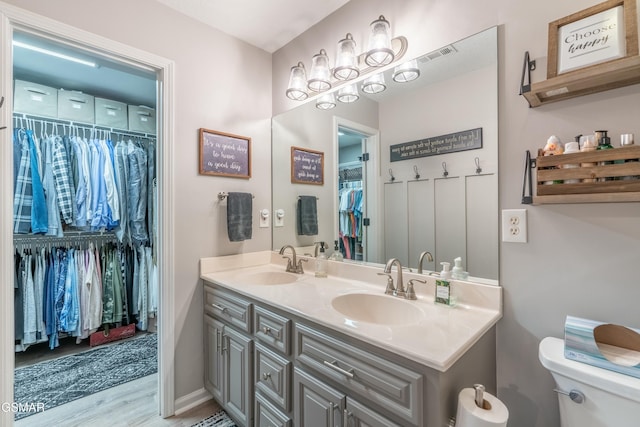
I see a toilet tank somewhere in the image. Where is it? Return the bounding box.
[539,337,640,427]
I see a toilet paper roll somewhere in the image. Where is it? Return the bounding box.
[455,388,509,427]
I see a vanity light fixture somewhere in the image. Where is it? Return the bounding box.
[334,33,359,81]
[285,15,411,102]
[307,49,332,92]
[364,15,394,67]
[336,83,359,103]
[286,62,309,101]
[392,58,420,83]
[361,73,386,94]
[316,92,337,110]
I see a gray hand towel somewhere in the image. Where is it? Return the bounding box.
[227,192,252,242]
[297,195,318,236]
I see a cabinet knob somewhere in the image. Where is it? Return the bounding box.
[262,326,271,334]
[262,372,271,380]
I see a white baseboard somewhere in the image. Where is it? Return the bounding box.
[174,388,213,416]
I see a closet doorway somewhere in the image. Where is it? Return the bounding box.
[0,5,176,423]
[335,119,381,264]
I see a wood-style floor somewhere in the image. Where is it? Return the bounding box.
[14,374,219,427]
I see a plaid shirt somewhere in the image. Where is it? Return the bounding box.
[52,137,74,225]
[13,137,33,234]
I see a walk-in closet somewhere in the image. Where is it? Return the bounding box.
[10,30,160,421]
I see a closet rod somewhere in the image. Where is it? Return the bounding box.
[13,112,156,140]
[13,231,117,243]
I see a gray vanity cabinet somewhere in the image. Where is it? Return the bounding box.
[203,284,254,426]
[294,368,344,427]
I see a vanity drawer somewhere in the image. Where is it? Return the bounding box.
[295,323,423,426]
[255,392,292,427]
[254,305,291,355]
[255,343,291,411]
[203,283,253,333]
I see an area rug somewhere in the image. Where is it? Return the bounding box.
[190,409,237,427]
[14,333,157,420]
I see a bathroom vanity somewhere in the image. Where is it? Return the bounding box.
[200,251,502,427]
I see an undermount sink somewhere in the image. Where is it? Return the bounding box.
[238,271,300,285]
[331,293,423,325]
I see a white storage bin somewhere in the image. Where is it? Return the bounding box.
[14,80,58,118]
[128,105,156,134]
[58,89,95,123]
[95,97,128,129]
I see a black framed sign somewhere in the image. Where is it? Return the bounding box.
[291,146,324,185]
[199,128,251,178]
[390,128,483,162]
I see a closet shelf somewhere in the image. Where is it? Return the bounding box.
[521,55,640,108]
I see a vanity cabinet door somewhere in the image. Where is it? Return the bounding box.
[223,325,254,426]
[294,368,345,427]
[344,398,403,427]
[204,315,225,402]
[256,392,292,427]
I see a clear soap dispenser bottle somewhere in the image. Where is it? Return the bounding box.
[329,240,344,262]
[315,242,328,278]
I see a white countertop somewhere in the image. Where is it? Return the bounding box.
[200,251,502,372]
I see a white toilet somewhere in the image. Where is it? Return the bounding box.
[539,336,640,427]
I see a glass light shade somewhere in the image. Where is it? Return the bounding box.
[337,84,359,103]
[361,73,386,94]
[392,59,420,83]
[308,49,331,92]
[365,15,394,67]
[334,33,359,81]
[285,62,308,101]
[316,92,336,110]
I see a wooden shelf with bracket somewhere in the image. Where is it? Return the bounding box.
[522,55,640,108]
[532,145,640,204]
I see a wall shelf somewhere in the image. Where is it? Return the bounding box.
[521,55,640,108]
[532,145,640,204]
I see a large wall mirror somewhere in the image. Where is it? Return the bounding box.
[272,26,498,282]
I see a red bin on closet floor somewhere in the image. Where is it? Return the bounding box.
[89,324,136,347]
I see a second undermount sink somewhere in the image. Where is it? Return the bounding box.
[238,271,300,285]
[331,293,423,325]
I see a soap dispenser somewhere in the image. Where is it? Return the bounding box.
[329,240,344,262]
[451,257,468,280]
[315,242,328,278]
[435,262,455,306]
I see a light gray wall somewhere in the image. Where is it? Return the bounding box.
[274,1,640,427]
[3,0,273,401]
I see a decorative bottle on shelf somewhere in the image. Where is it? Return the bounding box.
[315,242,328,277]
[580,134,598,183]
[562,137,580,184]
[620,133,638,181]
[596,130,613,182]
[329,240,344,262]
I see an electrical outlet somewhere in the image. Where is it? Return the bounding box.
[502,209,527,243]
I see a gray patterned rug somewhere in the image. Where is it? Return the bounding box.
[14,333,157,420]
[190,410,237,427]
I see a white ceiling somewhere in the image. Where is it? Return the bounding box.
[153,0,351,53]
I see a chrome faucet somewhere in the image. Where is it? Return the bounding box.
[383,258,405,298]
[279,245,306,274]
[417,251,434,274]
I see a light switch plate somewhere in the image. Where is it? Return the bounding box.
[502,209,527,243]
[259,209,269,228]
[274,209,284,227]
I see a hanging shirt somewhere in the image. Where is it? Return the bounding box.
[52,136,75,225]
[13,136,33,234]
[26,130,48,234]
[43,137,63,237]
